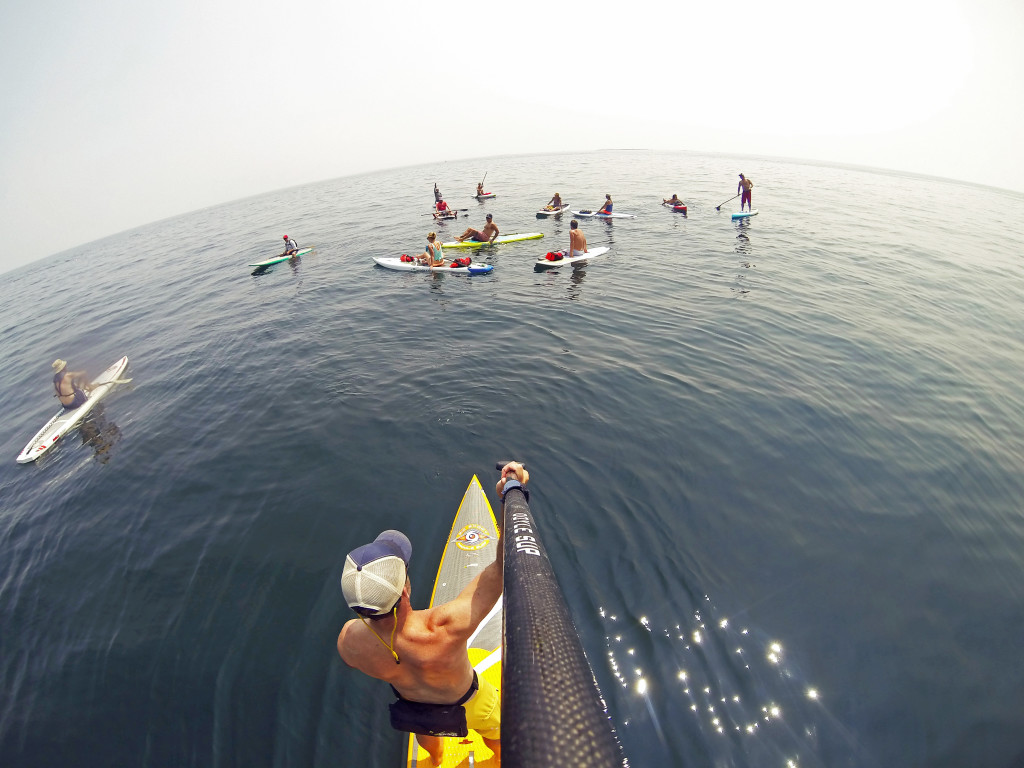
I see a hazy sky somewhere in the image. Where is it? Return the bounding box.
[1,0,1021,273]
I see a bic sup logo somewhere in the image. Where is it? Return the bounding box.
[454,524,492,551]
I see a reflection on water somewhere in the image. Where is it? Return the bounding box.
[76,403,123,464]
[600,595,879,767]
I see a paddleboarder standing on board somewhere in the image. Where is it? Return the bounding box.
[569,219,588,257]
[337,462,529,766]
[52,359,91,409]
[455,213,499,244]
[738,174,754,212]
[282,235,299,256]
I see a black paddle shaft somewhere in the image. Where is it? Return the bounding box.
[500,486,625,767]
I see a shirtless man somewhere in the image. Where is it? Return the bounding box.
[52,359,91,409]
[337,462,529,766]
[456,213,498,244]
[663,194,683,206]
[569,219,588,257]
[415,232,445,267]
[738,174,754,211]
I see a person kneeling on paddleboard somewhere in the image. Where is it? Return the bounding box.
[455,213,499,244]
[569,219,588,257]
[415,232,445,267]
[598,194,613,214]
[282,235,299,256]
[52,359,90,409]
[337,462,529,766]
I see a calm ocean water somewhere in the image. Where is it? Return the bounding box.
[1,151,1023,768]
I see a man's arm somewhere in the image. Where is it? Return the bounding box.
[489,226,499,243]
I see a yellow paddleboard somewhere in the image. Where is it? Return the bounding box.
[404,476,502,767]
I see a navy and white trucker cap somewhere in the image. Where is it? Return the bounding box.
[340,530,412,616]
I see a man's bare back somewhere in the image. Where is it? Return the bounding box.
[338,586,479,703]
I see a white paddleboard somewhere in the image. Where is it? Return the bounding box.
[17,356,130,464]
[249,247,313,267]
[474,193,497,200]
[537,204,570,218]
[534,246,609,270]
[732,209,759,219]
[570,210,637,219]
[373,257,493,275]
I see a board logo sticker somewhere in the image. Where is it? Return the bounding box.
[454,524,491,551]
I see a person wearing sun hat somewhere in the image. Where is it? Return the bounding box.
[51,359,91,409]
[337,462,529,766]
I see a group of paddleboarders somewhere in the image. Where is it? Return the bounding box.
[337,461,529,766]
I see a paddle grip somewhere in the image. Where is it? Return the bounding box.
[494,461,525,471]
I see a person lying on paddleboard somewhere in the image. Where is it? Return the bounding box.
[52,359,91,409]
[738,174,754,212]
[337,462,529,767]
[569,219,588,257]
[455,213,498,243]
[598,194,613,214]
[546,192,563,210]
[415,232,445,267]
[282,235,299,256]
[663,194,683,206]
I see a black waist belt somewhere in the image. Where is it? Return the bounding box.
[388,671,479,737]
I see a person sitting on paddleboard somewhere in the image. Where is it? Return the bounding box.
[455,214,498,244]
[546,192,563,210]
[434,199,451,218]
[598,194,613,214]
[337,462,529,766]
[738,174,753,212]
[664,194,683,206]
[415,232,445,267]
[52,359,90,409]
[569,219,588,257]
[282,235,299,256]
[476,182,486,197]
